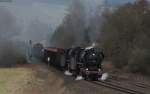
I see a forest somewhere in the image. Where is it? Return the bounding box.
[51,0,150,75]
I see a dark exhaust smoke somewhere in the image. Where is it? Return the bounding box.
[0,3,52,66]
[51,0,110,48]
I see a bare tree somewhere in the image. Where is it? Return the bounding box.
[99,0,150,74]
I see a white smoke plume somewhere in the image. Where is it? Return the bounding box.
[0,0,67,66]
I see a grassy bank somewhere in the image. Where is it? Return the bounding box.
[0,68,32,94]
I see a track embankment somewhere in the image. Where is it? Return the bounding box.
[1,63,142,94]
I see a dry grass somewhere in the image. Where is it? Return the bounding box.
[0,64,72,94]
[0,68,33,94]
[0,64,130,94]
[23,65,72,94]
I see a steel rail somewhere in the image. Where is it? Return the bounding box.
[92,81,146,94]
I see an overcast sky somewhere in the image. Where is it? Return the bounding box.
[0,0,69,43]
[1,0,68,28]
[0,0,137,30]
[0,0,142,44]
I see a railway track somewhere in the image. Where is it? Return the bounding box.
[108,78,150,89]
[134,82,150,89]
[109,74,150,89]
[92,80,147,94]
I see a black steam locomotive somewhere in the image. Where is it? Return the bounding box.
[42,46,104,80]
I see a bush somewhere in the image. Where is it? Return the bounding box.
[128,49,150,75]
[0,41,27,67]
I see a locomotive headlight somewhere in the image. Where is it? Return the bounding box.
[47,57,51,62]
[85,68,89,75]
[92,53,95,56]
[98,68,101,72]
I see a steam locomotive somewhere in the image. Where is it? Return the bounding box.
[32,42,104,80]
[42,46,104,80]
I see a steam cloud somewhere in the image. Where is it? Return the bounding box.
[0,7,25,67]
[51,0,111,47]
[0,7,50,66]
[73,0,112,45]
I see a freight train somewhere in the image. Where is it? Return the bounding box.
[42,46,104,80]
[43,47,65,69]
